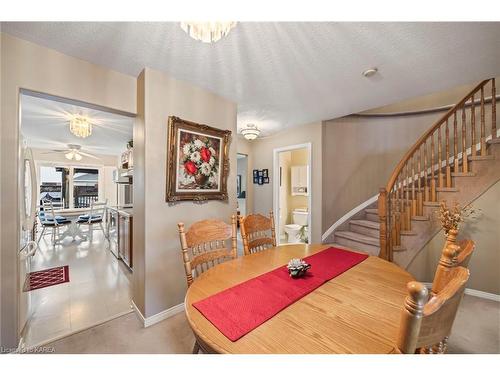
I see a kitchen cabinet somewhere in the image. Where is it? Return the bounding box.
[118,214,133,268]
[291,165,309,196]
[106,206,133,270]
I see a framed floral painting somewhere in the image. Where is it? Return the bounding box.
[166,116,231,202]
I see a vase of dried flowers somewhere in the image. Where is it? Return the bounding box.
[437,201,478,244]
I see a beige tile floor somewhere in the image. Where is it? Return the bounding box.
[23,230,132,348]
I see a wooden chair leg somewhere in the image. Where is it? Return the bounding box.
[192,340,200,354]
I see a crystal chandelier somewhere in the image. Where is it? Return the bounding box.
[241,124,261,140]
[180,22,237,43]
[69,115,92,138]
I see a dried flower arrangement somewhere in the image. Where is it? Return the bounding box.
[436,201,479,236]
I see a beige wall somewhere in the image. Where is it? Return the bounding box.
[134,68,237,318]
[0,33,136,348]
[249,122,322,243]
[408,180,500,295]
[321,111,443,235]
[361,77,500,114]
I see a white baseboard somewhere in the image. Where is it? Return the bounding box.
[463,288,500,302]
[422,282,499,302]
[132,300,185,328]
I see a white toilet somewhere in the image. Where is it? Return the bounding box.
[284,208,309,243]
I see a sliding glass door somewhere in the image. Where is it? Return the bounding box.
[39,164,100,209]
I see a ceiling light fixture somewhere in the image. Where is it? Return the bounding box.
[69,115,92,138]
[64,145,84,161]
[180,22,237,43]
[241,124,261,141]
[362,67,378,78]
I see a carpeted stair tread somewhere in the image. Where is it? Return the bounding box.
[468,154,494,161]
[335,231,379,246]
[451,172,476,177]
[349,219,380,229]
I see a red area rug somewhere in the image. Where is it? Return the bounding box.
[193,247,368,341]
[23,265,70,292]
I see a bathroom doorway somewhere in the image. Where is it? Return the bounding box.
[236,153,248,218]
[273,143,312,245]
[236,153,248,254]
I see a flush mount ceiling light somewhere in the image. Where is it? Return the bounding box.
[241,124,261,140]
[69,115,92,138]
[362,67,378,78]
[180,22,237,43]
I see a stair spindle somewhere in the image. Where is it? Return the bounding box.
[411,153,417,216]
[437,125,444,188]
[471,94,476,156]
[480,86,486,155]
[417,146,423,216]
[430,131,436,201]
[399,174,404,235]
[405,163,410,230]
[390,190,396,250]
[423,140,429,202]
[461,106,468,173]
[453,112,459,172]
[493,78,497,139]
[445,119,451,187]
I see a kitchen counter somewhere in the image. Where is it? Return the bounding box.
[107,205,133,217]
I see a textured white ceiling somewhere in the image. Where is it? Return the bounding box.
[4,22,500,136]
[20,93,134,155]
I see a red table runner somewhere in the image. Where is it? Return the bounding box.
[192,247,368,341]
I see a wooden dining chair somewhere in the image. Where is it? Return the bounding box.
[397,265,469,354]
[178,215,238,288]
[178,215,237,354]
[456,239,475,267]
[239,211,277,256]
[431,239,475,295]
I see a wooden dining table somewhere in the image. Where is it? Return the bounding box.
[184,243,415,354]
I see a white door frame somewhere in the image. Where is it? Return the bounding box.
[273,142,312,245]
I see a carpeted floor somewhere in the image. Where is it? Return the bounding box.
[45,293,499,354]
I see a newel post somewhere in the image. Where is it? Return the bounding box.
[397,281,429,353]
[378,188,389,261]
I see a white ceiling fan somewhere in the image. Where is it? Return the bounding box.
[42,144,100,161]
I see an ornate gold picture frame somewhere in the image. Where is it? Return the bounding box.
[166,116,231,202]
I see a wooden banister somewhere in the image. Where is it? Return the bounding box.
[378,78,496,261]
[383,80,489,192]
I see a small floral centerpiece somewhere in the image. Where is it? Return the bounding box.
[436,201,479,237]
[287,258,311,278]
[181,138,218,188]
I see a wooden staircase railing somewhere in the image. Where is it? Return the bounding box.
[379,78,497,261]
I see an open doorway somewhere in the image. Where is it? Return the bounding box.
[236,153,248,254]
[18,90,135,348]
[273,143,312,245]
